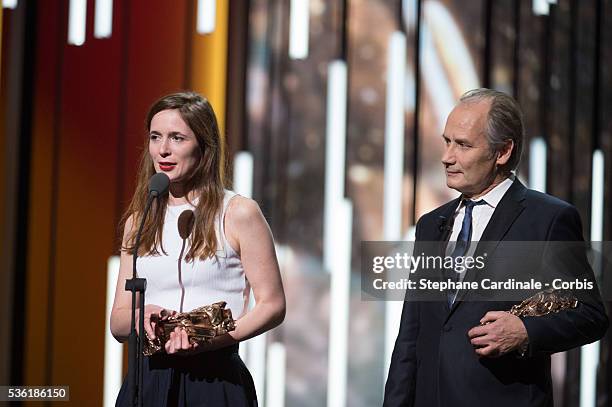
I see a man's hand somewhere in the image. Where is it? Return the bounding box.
[467,311,528,358]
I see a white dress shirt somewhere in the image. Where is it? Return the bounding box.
[446,175,515,257]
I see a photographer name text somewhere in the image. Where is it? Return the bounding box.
[372,278,594,291]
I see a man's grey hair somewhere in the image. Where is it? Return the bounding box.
[459,88,525,173]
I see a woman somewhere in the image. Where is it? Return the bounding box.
[110,91,285,406]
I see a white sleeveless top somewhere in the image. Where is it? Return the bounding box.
[137,190,250,318]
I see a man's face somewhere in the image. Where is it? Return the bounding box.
[441,101,498,197]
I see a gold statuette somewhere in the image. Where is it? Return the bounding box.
[143,301,236,356]
[509,289,578,317]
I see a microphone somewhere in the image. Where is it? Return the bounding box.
[134,172,170,272]
[437,216,452,232]
[178,210,195,240]
[148,172,170,197]
[126,172,170,407]
[177,210,195,313]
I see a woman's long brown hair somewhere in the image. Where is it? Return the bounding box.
[121,92,228,260]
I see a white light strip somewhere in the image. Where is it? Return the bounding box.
[94,0,113,39]
[384,301,404,385]
[382,31,407,391]
[590,150,604,243]
[533,0,550,16]
[402,0,417,29]
[238,293,252,375]
[246,324,267,406]
[327,199,352,407]
[2,0,17,9]
[241,246,287,403]
[383,31,406,242]
[233,151,254,198]
[266,342,286,407]
[529,137,547,193]
[232,150,258,374]
[580,149,604,407]
[68,0,87,46]
[384,226,415,388]
[289,0,309,59]
[241,292,266,402]
[197,0,216,35]
[103,256,123,407]
[423,1,480,95]
[404,225,416,242]
[323,60,348,273]
[238,342,248,363]
[420,21,455,130]
[580,342,599,407]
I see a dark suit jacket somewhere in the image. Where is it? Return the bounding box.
[383,179,609,407]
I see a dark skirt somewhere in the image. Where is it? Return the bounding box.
[116,345,257,407]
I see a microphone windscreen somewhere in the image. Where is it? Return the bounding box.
[437,215,451,232]
[149,173,170,197]
[178,209,195,240]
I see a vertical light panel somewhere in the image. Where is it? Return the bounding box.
[580,149,604,407]
[0,6,3,82]
[289,0,309,59]
[2,0,17,9]
[383,31,406,242]
[327,199,352,407]
[233,151,254,198]
[242,256,270,402]
[103,257,123,407]
[197,0,216,34]
[266,342,286,407]
[589,150,604,243]
[68,0,87,46]
[382,31,407,387]
[94,0,113,39]
[190,0,228,138]
[323,60,348,273]
[419,20,455,127]
[232,150,266,400]
[232,150,253,364]
[423,1,479,96]
[385,224,416,382]
[529,137,547,193]
[384,302,404,391]
[246,325,267,406]
[533,0,550,15]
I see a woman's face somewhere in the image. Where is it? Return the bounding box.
[149,109,201,184]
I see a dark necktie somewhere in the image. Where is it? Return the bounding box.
[447,199,486,306]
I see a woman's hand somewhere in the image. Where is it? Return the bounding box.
[165,327,199,355]
[163,329,236,355]
[136,304,175,340]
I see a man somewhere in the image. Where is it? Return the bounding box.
[383,89,608,407]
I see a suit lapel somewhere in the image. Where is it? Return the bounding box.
[418,197,460,242]
[414,197,460,312]
[446,179,527,317]
[475,180,527,250]
[436,197,461,243]
[434,198,460,312]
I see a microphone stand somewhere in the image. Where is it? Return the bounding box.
[125,193,156,407]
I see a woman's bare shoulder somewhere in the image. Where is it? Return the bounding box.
[225,195,263,225]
